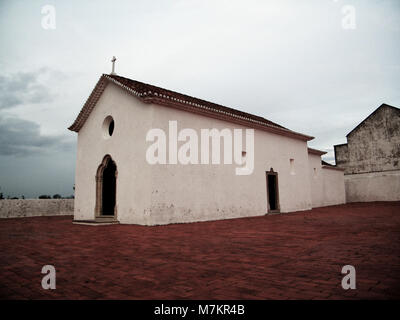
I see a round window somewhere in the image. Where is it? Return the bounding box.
[108,119,114,136]
[102,116,115,139]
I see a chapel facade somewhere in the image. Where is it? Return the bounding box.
[69,72,345,225]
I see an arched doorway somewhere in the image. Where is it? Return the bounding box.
[95,155,117,217]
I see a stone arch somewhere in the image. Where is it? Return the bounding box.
[95,155,118,217]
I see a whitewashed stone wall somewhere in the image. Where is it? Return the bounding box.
[345,170,400,202]
[308,153,346,208]
[0,199,74,218]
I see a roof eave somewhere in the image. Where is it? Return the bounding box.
[322,165,345,171]
[308,147,327,156]
[145,96,313,141]
[68,74,314,142]
[68,75,110,132]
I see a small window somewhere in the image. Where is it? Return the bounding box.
[290,158,295,175]
[102,116,114,139]
[108,119,114,136]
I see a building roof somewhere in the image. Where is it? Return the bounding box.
[321,160,345,171]
[346,103,400,137]
[308,149,344,170]
[308,147,327,156]
[321,160,333,166]
[68,74,314,141]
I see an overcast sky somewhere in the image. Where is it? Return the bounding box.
[0,0,399,198]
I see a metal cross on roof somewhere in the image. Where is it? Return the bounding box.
[110,56,117,75]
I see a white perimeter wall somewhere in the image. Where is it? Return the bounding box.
[345,170,400,202]
[321,167,346,206]
[0,199,74,218]
[308,153,345,208]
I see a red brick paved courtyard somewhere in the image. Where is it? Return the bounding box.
[0,202,399,299]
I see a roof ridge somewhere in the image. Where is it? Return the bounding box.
[106,74,286,130]
[69,74,314,141]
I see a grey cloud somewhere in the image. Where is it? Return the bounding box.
[0,69,55,109]
[0,115,74,157]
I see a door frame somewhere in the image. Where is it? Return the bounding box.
[95,154,118,218]
[266,168,280,214]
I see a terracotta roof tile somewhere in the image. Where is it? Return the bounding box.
[107,74,286,129]
[69,74,314,141]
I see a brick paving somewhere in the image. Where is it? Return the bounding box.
[0,202,399,300]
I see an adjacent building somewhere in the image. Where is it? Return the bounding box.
[334,103,400,202]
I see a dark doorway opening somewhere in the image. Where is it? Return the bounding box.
[102,160,116,215]
[95,155,117,218]
[266,169,280,213]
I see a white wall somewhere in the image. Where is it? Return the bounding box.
[74,82,153,223]
[321,167,346,206]
[308,153,346,208]
[146,103,312,225]
[309,153,324,208]
[74,82,347,225]
[345,170,400,202]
